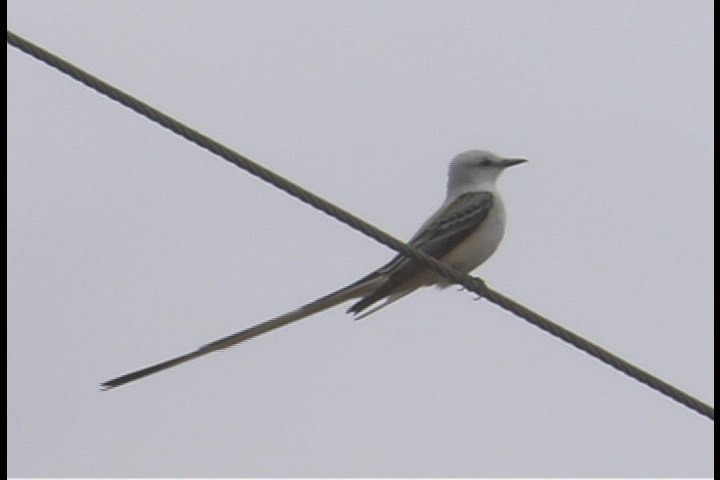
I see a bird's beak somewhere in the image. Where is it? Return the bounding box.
[501,158,528,168]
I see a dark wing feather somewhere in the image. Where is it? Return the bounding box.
[348,191,494,314]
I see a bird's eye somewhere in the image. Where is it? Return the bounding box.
[479,159,492,166]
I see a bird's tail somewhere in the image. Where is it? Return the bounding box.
[101,278,378,390]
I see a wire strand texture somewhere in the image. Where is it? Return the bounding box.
[7,29,713,421]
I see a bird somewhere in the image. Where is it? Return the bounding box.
[101,150,527,389]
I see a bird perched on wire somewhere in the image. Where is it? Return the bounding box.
[102,150,526,389]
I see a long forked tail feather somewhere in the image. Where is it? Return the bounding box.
[101,279,377,390]
[351,290,414,321]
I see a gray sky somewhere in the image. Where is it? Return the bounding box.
[7,0,714,477]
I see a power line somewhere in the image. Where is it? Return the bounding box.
[7,29,714,421]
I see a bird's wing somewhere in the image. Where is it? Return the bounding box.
[347,191,494,314]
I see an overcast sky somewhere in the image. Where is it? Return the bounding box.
[8,0,714,477]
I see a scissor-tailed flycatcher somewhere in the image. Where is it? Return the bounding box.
[102,150,526,389]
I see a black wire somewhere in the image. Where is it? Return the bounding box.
[7,29,713,421]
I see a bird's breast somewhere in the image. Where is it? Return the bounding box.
[439,200,506,275]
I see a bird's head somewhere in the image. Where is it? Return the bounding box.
[447,150,527,194]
